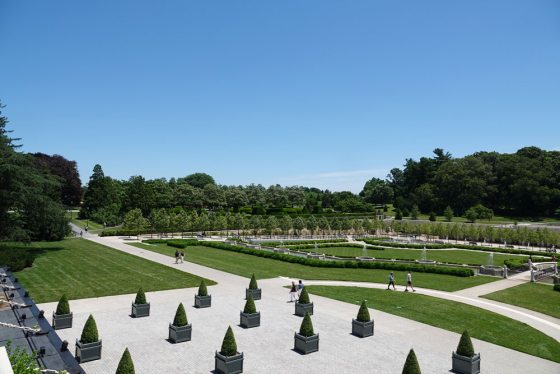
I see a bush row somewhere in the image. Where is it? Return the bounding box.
[155,240,474,277]
[264,239,347,247]
[284,243,384,251]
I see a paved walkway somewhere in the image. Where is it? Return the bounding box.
[39,232,559,373]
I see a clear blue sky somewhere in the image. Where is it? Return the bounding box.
[2,1,559,192]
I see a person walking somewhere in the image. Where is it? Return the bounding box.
[174,250,180,264]
[289,281,298,302]
[297,279,304,297]
[387,272,396,290]
[405,271,415,292]
[179,251,184,263]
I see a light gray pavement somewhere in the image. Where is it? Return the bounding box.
[38,233,560,373]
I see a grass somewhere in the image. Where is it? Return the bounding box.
[305,285,560,363]
[69,218,105,232]
[480,282,560,319]
[130,243,497,292]
[14,238,215,303]
[299,246,531,266]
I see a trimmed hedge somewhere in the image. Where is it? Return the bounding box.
[220,326,238,356]
[299,313,315,337]
[402,349,421,374]
[356,300,371,322]
[55,294,70,315]
[284,243,384,251]
[115,348,135,374]
[198,280,208,296]
[298,287,311,304]
[157,240,474,277]
[172,303,188,327]
[80,315,99,344]
[134,288,147,305]
[243,296,257,314]
[456,330,475,357]
[266,239,347,247]
[248,274,258,289]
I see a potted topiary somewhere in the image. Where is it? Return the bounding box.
[215,326,244,374]
[295,287,313,317]
[352,300,374,338]
[294,312,319,354]
[239,295,260,328]
[131,287,150,318]
[402,349,421,374]
[245,273,261,300]
[75,314,102,363]
[116,347,135,374]
[195,279,211,308]
[168,303,192,343]
[452,330,480,374]
[52,294,72,330]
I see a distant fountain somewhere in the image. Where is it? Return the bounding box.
[314,242,318,250]
[488,252,494,266]
[421,246,427,262]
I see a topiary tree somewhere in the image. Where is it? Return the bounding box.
[220,326,238,356]
[248,273,258,289]
[172,303,188,327]
[456,330,475,357]
[55,294,70,315]
[243,295,257,314]
[80,314,99,344]
[356,300,371,322]
[134,288,146,305]
[444,206,454,222]
[198,279,208,296]
[299,312,314,337]
[115,347,135,374]
[298,287,310,304]
[402,348,421,374]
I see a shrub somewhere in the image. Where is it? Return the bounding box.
[395,209,403,221]
[220,326,238,356]
[356,300,371,322]
[298,287,311,304]
[243,295,257,314]
[299,312,315,337]
[198,279,208,296]
[172,303,188,327]
[554,284,560,292]
[80,315,99,344]
[115,347,135,374]
[429,212,436,222]
[248,273,258,290]
[55,294,70,315]
[134,288,147,305]
[402,348,421,374]
[456,330,475,357]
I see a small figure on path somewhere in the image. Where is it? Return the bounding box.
[179,251,184,263]
[297,279,304,297]
[405,271,415,292]
[387,272,396,290]
[174,250,180,264]
[80,230,83,237]
[289,281,298,302]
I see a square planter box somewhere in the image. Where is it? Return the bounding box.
[131,302,150,318]
[294,332,319,354]
[295,302,313,317]
[215,351,244,374]
[75,340,102,363]
[452,352,481,374]
[352,318,374,338]
[168,323,192,343]
[52,312,72,330]
[195,294,211,308]
[246,288,261,300]
[240,311,260,328]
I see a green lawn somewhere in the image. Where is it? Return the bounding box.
[14,238,214,303]
[131,243,497,292]
[306,286,560,363]
[69,218,105,232]
[480,283,560,319]
[300,246,530,266]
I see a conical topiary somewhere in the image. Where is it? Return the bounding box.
[248,274,258,289]
[172,303,188,327]
[456,330,475,357]
[298,287,310,304]
[299,312,315,337]
[356,300,371,322]
[80,315,99,344]
[55,294,70,315]
[134,288,147,305]
[402,349,421,374]
[243,295,257,314]
[115,347,135,374]
[198,279,208,296]
[220,326,238,357]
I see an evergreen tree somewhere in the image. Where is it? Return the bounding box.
[172,303,188,327]
[220,326,238,356]
[115,348,135,374]
[402,349,421,374]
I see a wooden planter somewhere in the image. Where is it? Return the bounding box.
[240,311,260,328]
[215,351,244,374]
[75,340,102,363]
[131,302,150,318]
[245,288,261,300]
[294,332,319,354]
[352,318,374,338]
[295,301,313,317]
[52,312,73,330]
[195,294,211,308]
[452,352,480,374]
[168,323,192,343]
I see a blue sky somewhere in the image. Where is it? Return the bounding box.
[2,1,559,192]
